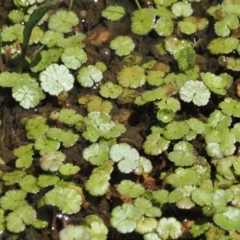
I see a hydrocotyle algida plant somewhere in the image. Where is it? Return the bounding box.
[1,0,240,239]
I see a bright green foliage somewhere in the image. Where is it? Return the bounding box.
[117,180,145,198]
[168,141,196,166]
[2,170,26,186]
[82,112,126,142]
[155,18,174,36]
[110,36,135,56]
[163,121,190,140]
[156,217,183,239]
[171,2,193,17]
[180,80,210,106]
[157,109,174,123]
[83,142,109,166]
[12,78,45,109]
[109,143,140,173]
[135,216,158,235]
[8,9,24,23]
[45,186,82,214]
[56,33,86,49]
[58,163,80,176]
[39,63,74,96]
[178,20,196,35]
[164,37,192,56]
[85,161,113,196]
[34,136,60,155]
[190,222,210,238]
[0,190,27,211]
[0,72,22,87]
[19,175,40,193]
[146,70,165,86]
[143,132,170,155]
[13,144,34,169]
[134,197,162,217]
[99,82,123,99]
[1,23,24,42]
[86,97,113,113]
[207,37,239,54]
[40,151,66,172]
[134,156,153,175]
[30,48,63,72]
[48,10,79,33]
[167,163,210,187]
[155,97,181,112]
[61,47,87,70]
[6,205,36,233]
[205,128,236,158]
[219,97,240,117]
[201,72,232,95]
[175,47,196,71]
[213,207,240,231]
[117,66,146,88]
[231,123,240,141]
[205,110,232,131]
[84,214,108,240]
[58,109,83,125]
[37,175,60,188]
[131,8,156,35]
[219,56,240,71]
[77,65,103,88]
[46,128,79,147]
[110,203,141,233]
[59,225,90,240]
[101,5,125,21]
[40,30,64,47]
[214,14,238,37]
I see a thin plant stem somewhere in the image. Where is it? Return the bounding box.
[134,0,141,9]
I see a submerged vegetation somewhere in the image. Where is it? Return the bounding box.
[1,0,240,239]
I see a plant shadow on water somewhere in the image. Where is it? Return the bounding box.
[0,0,240,239]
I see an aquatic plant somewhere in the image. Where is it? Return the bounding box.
[1,0,240,239]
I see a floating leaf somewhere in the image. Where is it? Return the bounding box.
[205,128,236,158]
[40,151,66,172]
[37,175,60,188]
[19,175,40,193]
[110,203,141,233]
[101,5,125,21]
[99,82,123,99]
[45,186,82,214]
[117,180,145,198]
[77,65,103,88]
[201,72,232,95]
[12,78,45,109]
[214,14,239,37]
[61,47,87,70]
[59,163,80,176]
[131,8,156,35]
[219,97,240,117]
[213,206,240,231]
[156,217,183,239]
[171,2,193,17]
[179,80,210,106]
[0,190,27,211]
[168,141,196,166]
[48,10,79,33]
[110,36,135,56]
[117,66,146,88]
[83,142,109,166]
[155,17,174,36]
[6,205,36,233]
[207,37,239,54]
[59,225,90,240]
[39,63,74,96]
